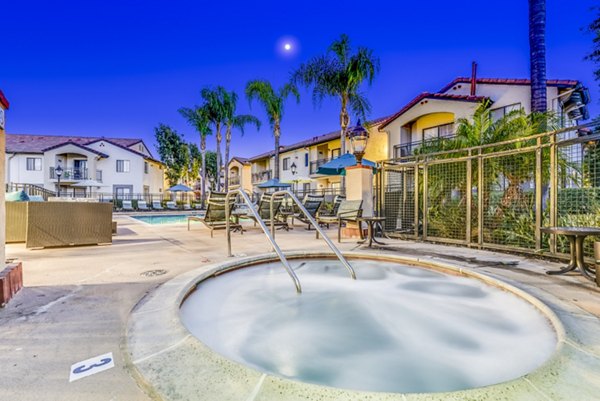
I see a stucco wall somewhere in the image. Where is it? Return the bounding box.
[5,153,45,185]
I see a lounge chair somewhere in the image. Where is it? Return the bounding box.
[166,201,179,210]
[152,201,164,210]
[122,200,134,211]
[316,195,345,228]
[137,201,150,211]
[187,191,241,237]
[316,199,363,242]
[183,203,192,210]
[293,194,324,230]
[247,193,288,230]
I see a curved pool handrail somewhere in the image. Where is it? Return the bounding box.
[270,190,356,280]
[225,189,302,293]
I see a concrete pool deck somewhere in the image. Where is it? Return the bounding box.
[1,215,600,400]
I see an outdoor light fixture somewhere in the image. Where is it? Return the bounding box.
[55,165,63,197]
[290,162,297,175]
[348,119,369,165]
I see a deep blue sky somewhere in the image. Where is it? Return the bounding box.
[2,0,598,159]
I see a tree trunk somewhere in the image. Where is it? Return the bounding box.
[215,122,222,191]
[339,98,349,191]
[529,0,547,114]
[274,122,281,180]
[200,137,207,209]
[224,125,232,192]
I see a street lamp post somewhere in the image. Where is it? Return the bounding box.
[347,119,369,165]
[55,165,63,197]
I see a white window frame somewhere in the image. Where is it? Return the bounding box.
[116,160,130,173]
[26,157,42,171]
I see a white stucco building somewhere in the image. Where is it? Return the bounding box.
[5,134,165,198]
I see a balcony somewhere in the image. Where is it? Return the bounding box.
[229,176,240,186]
[309,158,330,175]
[394,135,456,159]
[49,167,103,182]
[252,170,272,183]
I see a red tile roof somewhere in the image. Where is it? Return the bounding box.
[246,115,390,162]
[378,92,489,130]
[6,133,153,158]
[439,77,580,93]
[0,90,9,110]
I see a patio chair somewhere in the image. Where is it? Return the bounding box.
[247,193,288,230]
[166,201,179,210]
[183,203,192,210]
[316,199,363,243]
[122,200,134,212]
[316,195,345,228]
[293,194,324,230]
[137,201,150,211]
[152,201,164,210]
[187,191,241,237]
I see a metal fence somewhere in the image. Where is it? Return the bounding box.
[379,121,600,261]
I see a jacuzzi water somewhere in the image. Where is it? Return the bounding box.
[180,258,557,393]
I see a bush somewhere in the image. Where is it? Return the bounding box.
[557,188,600,214]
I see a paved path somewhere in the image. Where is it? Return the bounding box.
[1,215,599,400]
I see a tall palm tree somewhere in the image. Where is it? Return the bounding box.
[222,90,261,191]
[529,0,547,114]
[245,80,299,180]
[200,86,228,190]
[179,106,212,209]
[293,34,380,162]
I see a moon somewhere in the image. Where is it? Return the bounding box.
[284,43,291,51]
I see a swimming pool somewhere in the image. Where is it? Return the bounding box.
[131,213,204,225]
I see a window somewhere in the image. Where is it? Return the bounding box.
[490,103,522,121]
[282,157,290,171]
[331,148,341,158]
[422,123,454,142]
[304,153,309,167]
[144,162,149,174]
[116,160,130,173]
[26,157,42,171]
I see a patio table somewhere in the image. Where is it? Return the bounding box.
[540,226,600,285]
[357,217,387,248]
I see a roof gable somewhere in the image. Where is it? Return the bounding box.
[42,141,110,158]
[378,93,488,130]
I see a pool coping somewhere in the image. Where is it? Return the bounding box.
[124,251,600,401]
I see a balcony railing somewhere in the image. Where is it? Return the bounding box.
[49,167,103,182]
[252,170,272,183]
[393,135,456,159]
[309,158,330,175]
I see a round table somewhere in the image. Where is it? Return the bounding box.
[540,226,600,282]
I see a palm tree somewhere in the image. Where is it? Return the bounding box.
[222,90,261,191]
[245,80,299,180]
[293,34,379,163]
[529,0,547,114]
[179,106,212,209]
[200,86,228,190]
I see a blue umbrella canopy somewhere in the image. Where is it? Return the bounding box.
[316,153,376,176]
[168,184,194,192]
[257,178,292,188]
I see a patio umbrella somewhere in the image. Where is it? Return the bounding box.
[257,178,291,188]
[168,184,194,192]
[316,153,376,176]
[282,176,313,185]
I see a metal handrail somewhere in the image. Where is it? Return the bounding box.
[270,190,356,280]
[225,189,302,293]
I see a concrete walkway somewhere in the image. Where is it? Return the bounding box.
[1,215,599,400]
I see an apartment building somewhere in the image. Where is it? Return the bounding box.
[378,77,590,159]
[229,117,388,195]
[5,134,165,198]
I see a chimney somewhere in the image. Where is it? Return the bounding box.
[470,61,478,96]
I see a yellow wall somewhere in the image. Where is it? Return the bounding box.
[364,124,388,162]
